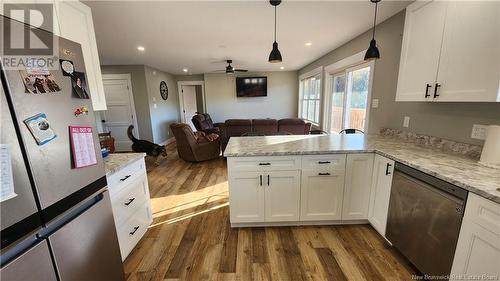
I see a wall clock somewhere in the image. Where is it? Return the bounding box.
[160,81,168,100]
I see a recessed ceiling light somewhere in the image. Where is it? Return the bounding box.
[137,46,145,51]
[280,66,285,70]
[305,42,312,47]
[183,68,188,73]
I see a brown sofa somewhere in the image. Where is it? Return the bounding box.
[218,118,312,150]
[170,123,220,162]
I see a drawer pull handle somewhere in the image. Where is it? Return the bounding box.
[124,198,136,206]
[318,161,331,164]
[259,163,271,166]
[129,226,139,235]
[120,175,131,181]
[318,173,331,176]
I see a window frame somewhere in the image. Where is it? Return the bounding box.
[298,66,323,125]
[323,50,375,133]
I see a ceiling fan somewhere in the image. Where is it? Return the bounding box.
[214,60,248,74]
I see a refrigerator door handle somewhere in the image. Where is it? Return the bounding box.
[37,193,104,239]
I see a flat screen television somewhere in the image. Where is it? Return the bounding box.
[236,77,267,97]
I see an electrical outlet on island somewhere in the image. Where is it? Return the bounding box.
[403,116,410,128]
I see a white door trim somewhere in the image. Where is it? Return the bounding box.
[177,80,206,123]
[102,73,139,138]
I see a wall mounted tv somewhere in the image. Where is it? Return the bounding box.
[236,77,267,97]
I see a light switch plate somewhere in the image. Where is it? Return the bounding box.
[403,116,410,128]
[471,124,488,140]
[372,99,379,108]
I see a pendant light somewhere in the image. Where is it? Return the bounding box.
[364,0,381,61]
[268,0,282,63]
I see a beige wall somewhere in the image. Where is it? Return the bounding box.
[101,65,181,144]
[299,10,500,145]
[204,71,299,122]
[144,66,180,144]
[101,65,153,141]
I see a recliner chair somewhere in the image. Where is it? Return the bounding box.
[191,113,221,134]
[170,123,221,162]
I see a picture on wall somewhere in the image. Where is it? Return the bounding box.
[19,69,62,94]
[71,72,90,99]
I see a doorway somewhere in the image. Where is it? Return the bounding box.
[177,81,205,130]
[100,74,139,151]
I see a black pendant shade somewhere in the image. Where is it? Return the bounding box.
[269,41,282,63]
[365,0,381,61]
[269,0,282,63]
[364,39,380,61]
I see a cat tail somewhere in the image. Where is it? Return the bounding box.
[127,125,137,142]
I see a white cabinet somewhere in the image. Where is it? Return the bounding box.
[107,157,152,260]
[368,155,394,236]
[228,171,265,223]
[450,193,500,278]
[54,0,107,110]
[342,154,374,220]
[396,1,500,102]
[396,1,447,102]
[300,155,346,221]
[264,171,301,222]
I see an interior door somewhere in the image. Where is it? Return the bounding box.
[181,85,198,130]
[101,78,137,151]
[396,1,447,101]
[265,170,301,222]
[435,1,500,102]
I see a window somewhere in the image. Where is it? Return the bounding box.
[327,63,372,133]
[299,73,321,124]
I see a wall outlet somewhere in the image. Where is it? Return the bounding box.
[471,124,488,140]
[153,103,157,109]
[403,116,410,128]
[372,99,379,108]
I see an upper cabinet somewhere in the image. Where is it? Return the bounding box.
[396,1,500,102]
[54,1,107,110]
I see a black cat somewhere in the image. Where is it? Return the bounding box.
[127,125,167,165]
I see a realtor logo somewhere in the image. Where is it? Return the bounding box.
[1,3,58,69]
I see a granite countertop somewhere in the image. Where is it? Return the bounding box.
[103,153,146,176]
[224,134,500,204]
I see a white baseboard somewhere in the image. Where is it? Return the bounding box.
[159,137,176,146]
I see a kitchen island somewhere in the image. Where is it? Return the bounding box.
[224,134,500,278]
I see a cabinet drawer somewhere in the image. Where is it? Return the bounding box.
[116,203,152,260]
[228,156,301,172]
[111,175,149,225]
[465,193,500,236]
[107,158,146,196]
[302,154,346,171]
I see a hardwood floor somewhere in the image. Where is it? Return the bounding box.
[124,144,417,281]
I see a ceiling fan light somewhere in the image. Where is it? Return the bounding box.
[364,39,380,61]
[269,42,282,63]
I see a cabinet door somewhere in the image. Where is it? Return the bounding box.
[451,193,500,277]
[436,2,500,102]
[228,172,265,223]
[55,1,107,110]
[368,155,394,236]
[342,154,374,220]
[265,171,301,222]
[300,170,345,221]
[396,1,447,102]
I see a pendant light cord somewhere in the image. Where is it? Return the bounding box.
[274,5,277,42]
[371,1,378,40]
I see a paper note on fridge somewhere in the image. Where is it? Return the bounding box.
[0,144,18,202]
[70,126,97,168]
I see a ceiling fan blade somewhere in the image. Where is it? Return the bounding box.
[212,70,227,73]
[234,69,248,72]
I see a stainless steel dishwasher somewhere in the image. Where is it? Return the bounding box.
[386,162,468,278]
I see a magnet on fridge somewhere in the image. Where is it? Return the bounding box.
[74,106,89,117]
[23,113,57,145]
[60,59,75,76]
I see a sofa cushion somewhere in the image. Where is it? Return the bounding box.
[278,118,311,135]
[224,119,252,137]
[252,119,278,135]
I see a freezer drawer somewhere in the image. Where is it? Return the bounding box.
[48,190,125,281]
[0,240,57,281]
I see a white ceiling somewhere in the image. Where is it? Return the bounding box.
[85,1,410,75]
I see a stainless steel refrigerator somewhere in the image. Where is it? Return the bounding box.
[0,16,125,280]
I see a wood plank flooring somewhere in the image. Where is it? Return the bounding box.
[124,143,417,281]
